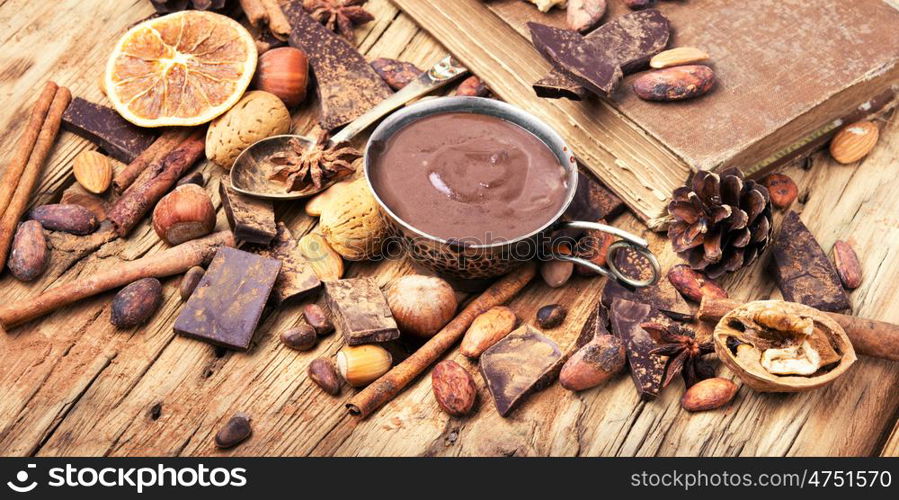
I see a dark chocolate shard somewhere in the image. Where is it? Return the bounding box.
[528,22,623,97]
[601,246,693,320]
[609,298,667,400]
[61,97,157,163]
[325,278,399,345]
[771,211,851,313]
[174,247,281,351]
[246,222,321,305]
[565,169,627,223]
[480,325,563,417]
[220,179,277,245]
[533,10,671,100]
[283,3,391,130]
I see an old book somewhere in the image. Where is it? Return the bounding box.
[393,0,899,223]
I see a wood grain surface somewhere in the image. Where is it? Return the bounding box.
[0,0,896,457]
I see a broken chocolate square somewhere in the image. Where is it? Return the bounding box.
[220,179,277,245]
[528,22,623,98]
[246,222,321,305]
[62,97,157,163]
[480,325,563,417]
[174,247,281,351]
[325,278,399,345]
[601,246,692,320]
[609,298,668,400]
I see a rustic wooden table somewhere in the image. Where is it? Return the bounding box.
[0,0,897,457]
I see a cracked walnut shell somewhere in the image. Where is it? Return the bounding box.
[713,300,855,392]
[319,178,388,260]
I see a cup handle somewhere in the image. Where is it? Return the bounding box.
[550,221,661,289]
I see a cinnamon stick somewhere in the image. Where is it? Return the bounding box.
[107,128,206,237]
[0,231,235,331]
[698,297,899,361]
[240,0,269,27]
[112,128,192,193]
[347,262,537,418]
[261,0,291,39]
[0,85,71,270]
[0,81,57,219]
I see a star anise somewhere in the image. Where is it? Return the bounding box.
[642,322,715,388]
[304,0,375,40]
[266,132,359,193]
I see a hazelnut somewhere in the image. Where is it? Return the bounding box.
[152,184,216,245]
[336,344,392,387]
[253,47,309,107]
[385,275,457,338]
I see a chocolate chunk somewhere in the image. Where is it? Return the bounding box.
[220,179,277,245]
[564,169,627,223]
[601,246,692,320]
[528,22,623,98]
[246,222,321,305]
[609,298,667,400]
[174,247,281,351]
[324,278,399,345]
[283,3,391,130]
[62,97,157,163]
[533,10,671,100]
[771,211,851,312]
[480,325,563,417]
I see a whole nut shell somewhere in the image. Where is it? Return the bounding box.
[559,334,625,391]
[214,413,252,449]
[206,91,291,169]
[28,204,99,235]
[319,179,389,261]
[829,121,879,164]
[460,306,517,358]
[832,240,862,289]
[280,325,317,351]
[73,150,113,194]
[254,47,309,107]
[8,220,49,282]
[179,266,205,300]
[111,278,163,328]
[761,173,798,209]
[431,360,477,417]
[303,303,334,336]
[152,184,216,246]
[681,378,738,412]
[298,232,344,281]
[536,304,567,329]
[650,47,710,69]
[633,65,715,102]
[385,275,457,338]
[667,264,728,303]
[308,358,341,396]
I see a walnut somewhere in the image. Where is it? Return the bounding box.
[713,300,856,392]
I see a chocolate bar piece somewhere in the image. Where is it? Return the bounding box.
[62,97,157,163]
[566,170,627,222]
[771,211,851,312]
[247,222,321,305]
[480,325,563,417]
[283,3,391,130]
[220,179,277,245]
[534,10,671,100]
[529,22,623,98]
[325,278,399,345]
[601,246,692,320]
[609,298,667,400]
[174,247,281,351]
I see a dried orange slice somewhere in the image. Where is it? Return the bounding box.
[105,11,257,127]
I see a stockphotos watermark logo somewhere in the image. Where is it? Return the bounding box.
[6,463,247,494]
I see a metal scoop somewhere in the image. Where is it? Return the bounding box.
[230,56,470,199]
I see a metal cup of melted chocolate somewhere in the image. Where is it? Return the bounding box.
[365,97,659,287]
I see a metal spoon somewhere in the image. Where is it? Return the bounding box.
[230,56,470,199]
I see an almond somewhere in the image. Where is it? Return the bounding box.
[459,306,517,358]
[832,240,862,289]
[650,47,710,69]
[431,360,477,417]
[73,150,113,194]
[829,121,879,164]
[298,232,344,281]
[681,377,738,412]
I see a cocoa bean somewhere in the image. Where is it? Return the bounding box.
[633,65,715,102]
[7,220,49,281]
[214,413,252,449]
[110,278,163,328]
[667,264,728,302]
[624,0,656,10]
[431,360,477,416]
[453,75,489,97]
[536,304,567,329]
[567,0,606,33]
[28,203,99,235]
[832,240,862,289]
[460,306,517,358]
[308,358,342,395]
[681,377,738,412]
[762,173,798,209]
[540,259,574,288]
[370,58,423,91]
[303,303,334,336]
[280,325,317,351]
[575,229,614,276]
[559,334,625,391]
[179,266,205,300]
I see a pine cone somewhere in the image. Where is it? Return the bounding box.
[667,168,772,279]
[149,0,232,13]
